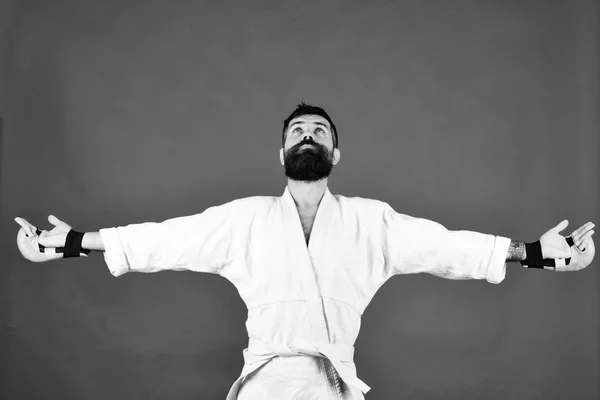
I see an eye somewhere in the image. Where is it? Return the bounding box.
[315,127,325,134]
[292,127,303,134]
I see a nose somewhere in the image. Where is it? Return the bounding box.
[302,134,315,142]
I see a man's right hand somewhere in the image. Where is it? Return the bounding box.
[14,215,86,262]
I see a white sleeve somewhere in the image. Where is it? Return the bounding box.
[381,204,511,284]
[99,202,234,278]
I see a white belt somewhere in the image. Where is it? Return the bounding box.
[225,338,371,399]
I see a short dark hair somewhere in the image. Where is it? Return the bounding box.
[282,102,339,149]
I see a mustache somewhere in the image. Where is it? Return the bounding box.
[290,139,325,152]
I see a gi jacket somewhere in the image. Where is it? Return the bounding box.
[99,186,511,398]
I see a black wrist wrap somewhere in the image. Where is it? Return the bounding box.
[521,237,573,269]
[521,240,544,268]
[64,230,86,258]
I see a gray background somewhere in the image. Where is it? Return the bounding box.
[1,0,598,399]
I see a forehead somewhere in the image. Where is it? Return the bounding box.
[288,114,330,128]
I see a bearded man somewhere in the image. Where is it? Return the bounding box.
[15,103,596,399]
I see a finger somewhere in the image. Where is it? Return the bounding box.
[572,228,587,243]
[575,229,594,245]
[14,217,36,237]
[14,217,34,232]
[576,231,594,250]
[554,219,569,233]
[571,222,595,241]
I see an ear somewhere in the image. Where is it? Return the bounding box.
[279,148,284,166]
[332,148,341,165]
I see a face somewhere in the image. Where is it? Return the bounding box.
[279,115,341,182]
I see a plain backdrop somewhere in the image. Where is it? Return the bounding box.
[1,1,598,399]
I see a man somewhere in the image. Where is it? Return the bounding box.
[15,103,596,399]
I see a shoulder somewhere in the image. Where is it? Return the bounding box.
[333,193,394,216]
[224,195,279,215]
[333,192,421,224]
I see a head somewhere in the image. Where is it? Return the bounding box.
[279,103,341,182]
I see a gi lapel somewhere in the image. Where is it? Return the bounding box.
[282,186,335,343]
[279,187,372,394]
[282,186,334,265]
[307,187,335,269]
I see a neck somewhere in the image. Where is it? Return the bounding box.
[287,178,328,209]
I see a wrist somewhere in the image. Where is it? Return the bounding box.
[539,238,547,259]
[523,241,543,267]
[521,241,555,270]
[507,240,527,262]
[82,232,104,252]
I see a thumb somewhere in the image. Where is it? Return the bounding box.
[48,215,62,227]
[553,219,569,233]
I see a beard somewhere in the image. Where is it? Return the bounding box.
[284,140,334,182]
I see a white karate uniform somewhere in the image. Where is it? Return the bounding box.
[99,187,511,399]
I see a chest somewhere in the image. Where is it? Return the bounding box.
[231,210,384,312]
[297,208,317,243]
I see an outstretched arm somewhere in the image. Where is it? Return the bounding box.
[15,202,236,277]
[380,202,596,284]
